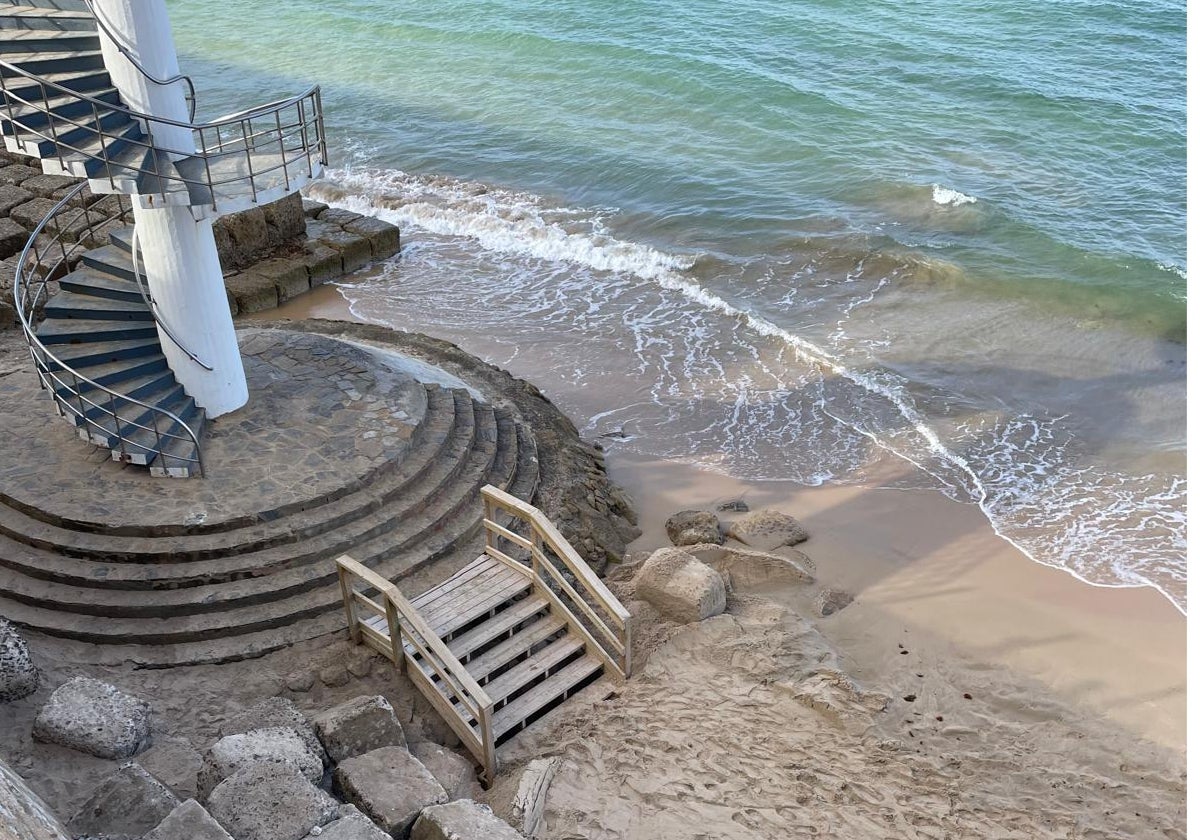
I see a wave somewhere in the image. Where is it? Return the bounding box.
[931,184,978,207]
[308,166,1185,613]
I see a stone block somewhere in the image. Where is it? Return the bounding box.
[262,192,306,247]
[212,219,235,271]
[0,756,71,840]
[0,183,32,215]
[410,742,482,801]
[333,746,447,838]
[216,207,269,268]
[248,257,309,303]
[0,216,30,260]
[726,508,809,550]
[51,182,104,207]
[9,198,57,231]
[633,547,726,624]
[303,243,342,286]
[144,799,234,840]
[67,763,180,840]
[317,206,363,227]
[308,219,372,273]
[226,286,239,318]
[132,734,203,800]
[302,198,328,218]
[33,676,151,759]
[218,697,326,766]
[411,800,524,840]
[342,215,401,258]
[198,726,324,800]
[0,164,40,186]
[313,695,407,764]
[224,271,279,315]
[0,617,38,701]
[20,174,75,199]
[318,807,393,840]
[205,765,339,840]
[665,509,722,547]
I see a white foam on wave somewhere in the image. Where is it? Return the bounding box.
[314,166,1185,614]
[931,184,978,207]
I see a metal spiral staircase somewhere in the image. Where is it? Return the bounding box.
[1,0,327,476]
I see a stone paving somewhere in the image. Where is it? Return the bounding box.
[0,328,426,531]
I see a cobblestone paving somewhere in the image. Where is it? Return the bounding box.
[0,328,426,530]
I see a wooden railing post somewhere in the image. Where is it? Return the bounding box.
[337,564,361,644]
[385,597,404,670]
[484,496,496,553]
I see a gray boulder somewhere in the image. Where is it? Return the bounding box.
[333,746,447,838]
[816,587,855,617]
[219,696,326,765]
[410,742,482,801]
[317,806,392,840]
[313,695,407,764]
[726,508,809,550]
[664,510,722,547]
[205,765,339,840]
[0,617,39,702]
[198,726,324,800]
[0,755,71,840]
[633,547,726,624]
[32,676,151,759]
[66,763,179,840]
[143,799,233,840]
[137,734,204,799]
[411,800,525,840]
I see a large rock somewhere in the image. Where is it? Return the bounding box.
[313,695,407,764]
[66,763,180,840]
[215,207,269,269]
[224,271,279,314]
[218,697,325,765]
[9,198,57,232]
[32,676,151,759]
[198,726,324,799]
[205,765,339,840]
[261,192,306,248]
[633,547,726,624]
[0,755,71,840]
[0,183,32,215]
[664,510,722,547]
[411,800,524,840]
[0,217,29,260]
[137,734,204,799]
[247,257,309,303]
[317,806,393,840]
[333,746,447,838]
[307,219,372,273]
[341,215,401,258]
[143,799,233,840]
[0,617,39,702]
[726,508,809,550]
[409,742,482,801]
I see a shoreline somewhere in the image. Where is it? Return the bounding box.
[269,281,1185,754]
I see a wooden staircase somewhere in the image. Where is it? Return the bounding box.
[337,486,631,782]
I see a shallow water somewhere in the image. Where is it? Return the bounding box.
[170,0,1186,610]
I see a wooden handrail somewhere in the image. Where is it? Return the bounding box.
[482,485,631,678]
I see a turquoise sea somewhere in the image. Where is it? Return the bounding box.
[169,0,1186,610]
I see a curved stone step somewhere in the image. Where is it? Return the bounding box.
[0,388,475,590]
[0,403,531,643]
[0,386,459,556]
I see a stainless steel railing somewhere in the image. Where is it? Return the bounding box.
[13,183,205,475]
[0,58,326,213]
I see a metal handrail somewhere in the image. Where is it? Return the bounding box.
[0,58,326,212]
[80,0,197,121]
[12,183,205,475]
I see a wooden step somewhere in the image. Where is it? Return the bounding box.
[490,655,603,740]
[462,614,566,681]
[446,594,549,660]
[485,635,586,705]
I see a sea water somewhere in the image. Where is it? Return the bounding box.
[169,0,1186,611]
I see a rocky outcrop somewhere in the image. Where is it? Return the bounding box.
[411,800,525,840]
[726,508,809,550]
[32,677,151,759]
[198,727,324,799]
[333,746,448,838]
[0,617,38,702]
[313,694,408,764]
[205,765,339,840]
[66,763,179,840]
[633,547,726,624]
[665,510,722,546]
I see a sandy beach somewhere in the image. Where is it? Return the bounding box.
[268,283,1186,837]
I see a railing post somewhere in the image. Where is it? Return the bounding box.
[484,496,496,553]
[479,705,496,785]
[337,565,361,644]
[385,596,404,671]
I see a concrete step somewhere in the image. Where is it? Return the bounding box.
[58,263,144,304]
[40,335,161,368]
[0,47,105,77]
[16,108,140,160]
[51,353,168,397]
[36,315,157,344]
[42,287,152,320]
[1,67,112,103]
[0,28,97,52]
[0,6,96,31]
[78,242,135,281]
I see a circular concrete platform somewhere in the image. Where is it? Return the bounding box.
[0,329,426,532]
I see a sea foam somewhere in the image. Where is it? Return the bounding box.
[931,184,978,207]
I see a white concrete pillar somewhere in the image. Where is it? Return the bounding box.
[93,0,247,417]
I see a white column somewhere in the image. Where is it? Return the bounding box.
[93,0,247,416]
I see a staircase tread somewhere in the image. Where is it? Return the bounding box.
[416,560,531,637]
[485,634,586,705]
[446,595,550,659]
[59,264,144,298]
[491,654,603,738]
[0,28,96,42]
[0,7,95,19]
[36,316,156,336]
[463,613,567,680]
[44,287,150,314]
[41,336,160,364]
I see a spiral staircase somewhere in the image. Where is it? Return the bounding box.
[1,0,326,477]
